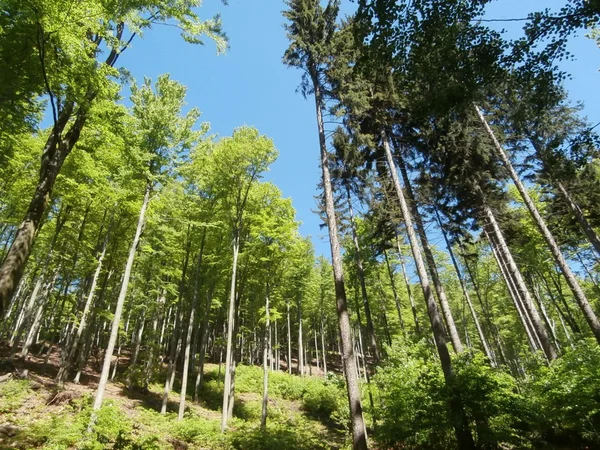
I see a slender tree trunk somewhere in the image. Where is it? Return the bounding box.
[481,198,557,360]
[56,231,108,382]
[397,155,462,353]
[346,185,379,361]
[221,233,240,432]
[557,183,600,258]
[21,270,58,358]
[476,105,600,345]
[0,105,89,316]
[484,225,541,353]
[161,307,182,414]
[162,225,192,413]
[286,300,292,375]
[111,314,129,381]
[435,209,494,364]
[92,181,151,414]
[383,249,405,332]
[179,240,205,421]
[394,234,421,334]
[195,284,214,399]
[313,79,367,450]
[320,318,327,375]
[314,327,320,372]
[261,284,270,428]
[297,297,304,376]
[382,132,475,450]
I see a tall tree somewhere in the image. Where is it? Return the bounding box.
[284,1,368,448]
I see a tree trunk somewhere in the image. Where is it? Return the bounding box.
[476,105,600,345]
[195,284,214,399]
[555,182,600,257]
[481,200,557,360]
[394,234,421,334]
[221,233,240,432]
[0,105,88,317]
[313,79,368,450]
[435,209,494,364]
[56,229,109,382]
[484,225,541,353]
[320,318,327,375]
[286,300,292,375]
[346,185,380,361]
[397,155,463,353]
[382,132,475,450]
[383,249,405,332]
[92,181,151,413]
[261,285,270,428]
[179,241,205,421]
[297,296,304,376]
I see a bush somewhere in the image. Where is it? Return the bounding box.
[0,378,31,414]
[170,416,225,448]
[527,339,600,447]
[301,382,341,420]
[229,419,330,450]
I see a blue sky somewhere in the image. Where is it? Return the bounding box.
[120,0,599,257]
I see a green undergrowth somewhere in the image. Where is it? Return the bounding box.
[373,338,600,450]
[0,364,348,450]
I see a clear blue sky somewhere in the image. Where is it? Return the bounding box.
[120,0,599,257]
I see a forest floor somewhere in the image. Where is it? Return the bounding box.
[0,344,350,450]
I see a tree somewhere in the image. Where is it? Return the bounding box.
[0,0,226,317]
[283,1,369,448]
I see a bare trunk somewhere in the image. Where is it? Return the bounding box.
[286,300,292,375]
[482,201,556,360]
[179,244,204,421]
[221,233,240,432]
[261,286,270,428]
[320,318,327,375]
[314,80,367,450]
[435,209,494,364]
[0,105,87,316]
[383,249,405,332]
[297,297,304,376]
[484,225,541,353]
[195,285,214,399]
[382,132,474,450]
[92,181,151,413]
[346,185,379,361]
[394,235,421,334]
[397,156,462,353]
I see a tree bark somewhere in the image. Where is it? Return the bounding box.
[313,79,368,450]
[382,132,475,450]
[556,182,600,257]
[221,233,240,432]
[92,181,151,413]
[179,241,205,420]
[261,284,270,428]
[435,209,494,364]
[297,296,304,376]
[346,185,379,361]
[481,199,557,360]
[394,234,421,334]
[397,155,463,353]
[56,228,109,383]
[286,299,292,375]
[383,249,405,332]
[0,105,88,317]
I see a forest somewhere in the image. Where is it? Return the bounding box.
[1,0,600,449]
